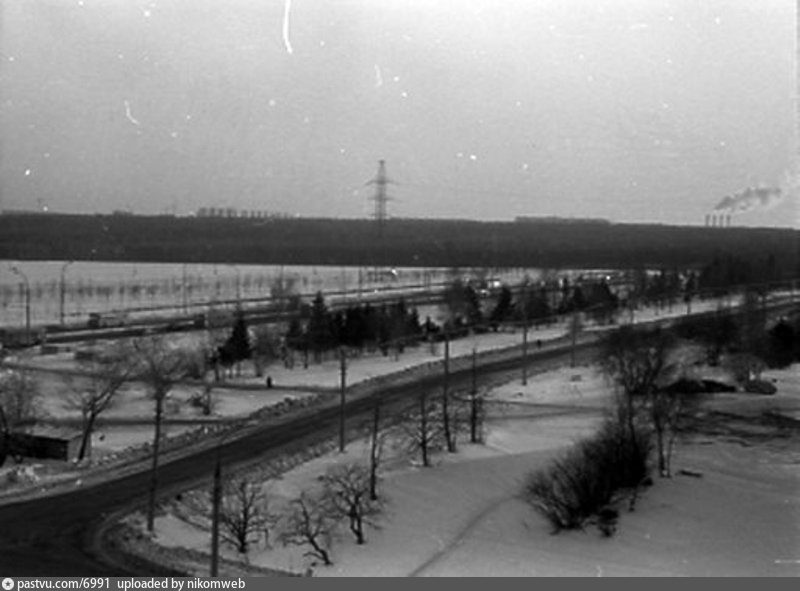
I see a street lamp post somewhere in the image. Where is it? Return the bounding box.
[11,265,31,342]
[231,265,241,304]
[60,260,73,325]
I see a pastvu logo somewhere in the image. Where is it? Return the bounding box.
[2,578,14,590]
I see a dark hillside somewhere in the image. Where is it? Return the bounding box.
[0,213,797,274]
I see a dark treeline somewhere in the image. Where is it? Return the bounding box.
[1,213,798,274]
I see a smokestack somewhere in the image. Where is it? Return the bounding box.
[726,214,731,227]
[704,214,710,227]
[711,214,717,227]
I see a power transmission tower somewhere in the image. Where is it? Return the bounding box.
[366,159,396,235]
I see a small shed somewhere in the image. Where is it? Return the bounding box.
[11,425,86,462]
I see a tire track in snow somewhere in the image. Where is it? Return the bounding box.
[408,494,517,577]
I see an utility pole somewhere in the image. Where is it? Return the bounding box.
[59,260,73,325]
[339,347,347,453]
[470,347,478,444]
[210,448,222,577]
[369,399,381,501]
[10,266,30,342]
[521,282,529,385]
[182,263,188,314]
[570,311,579,368]
[442,332,454,452]
[147,392,164,533]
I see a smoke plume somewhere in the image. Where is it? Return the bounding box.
[713,169,798,215]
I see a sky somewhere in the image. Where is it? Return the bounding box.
[0,0,797,227]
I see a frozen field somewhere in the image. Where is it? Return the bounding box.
[0,261,537,326]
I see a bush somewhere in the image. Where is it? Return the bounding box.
[743,379,777,395]
[521,416,651,533]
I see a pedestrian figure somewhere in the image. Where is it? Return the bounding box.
[266,375,273,389]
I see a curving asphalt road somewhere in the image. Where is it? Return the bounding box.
[0,338,597,576]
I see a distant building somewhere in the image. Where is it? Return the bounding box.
[195,207,291,219]
[515,216,611,225]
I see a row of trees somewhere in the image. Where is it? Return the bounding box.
[193,460,385,569]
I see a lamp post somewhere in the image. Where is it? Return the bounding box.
[231,265,241,304]
[59,260,73,325]
[11,265,31,342]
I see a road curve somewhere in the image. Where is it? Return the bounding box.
[2,297,797,575]
[0,338,598,576]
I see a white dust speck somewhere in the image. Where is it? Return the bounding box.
[170,131,179,138]
[268,98,277,107]
[714,16,721,25]
[374,64,384,87]
[339,148,346,155]
[43,152,50,158]
[719,141,726,147]
[400,91,408,98]
[123,100,141,126]
[8,56,15,62]
[393,76,400,83]
[521,163,529,171]
[24,169,31,176]
[185,114,192,121]
[143,9,152,18]
[469,154,477,161]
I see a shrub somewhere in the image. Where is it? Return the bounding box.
[521,415,651,533]
[743,379,777,395]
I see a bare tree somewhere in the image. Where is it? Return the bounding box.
[279,491,337,567]
[400,392,447,467]
[0,369,40,466]
[320,462,384,545]
[67,343,132,460]
[130,335,191,532]
[251,325,279,378]
[602,326,675,477]
[569,311,582,368]
[220,478,277,555]
[650,386,701,477]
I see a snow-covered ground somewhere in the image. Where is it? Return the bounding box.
[137,362,800,577]
[0,290,785,485]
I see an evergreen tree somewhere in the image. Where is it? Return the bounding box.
[226,308,251,363]
[307,291,332,361]
[489,284,513,329]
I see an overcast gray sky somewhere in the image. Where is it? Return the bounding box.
[0,0,796,226]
